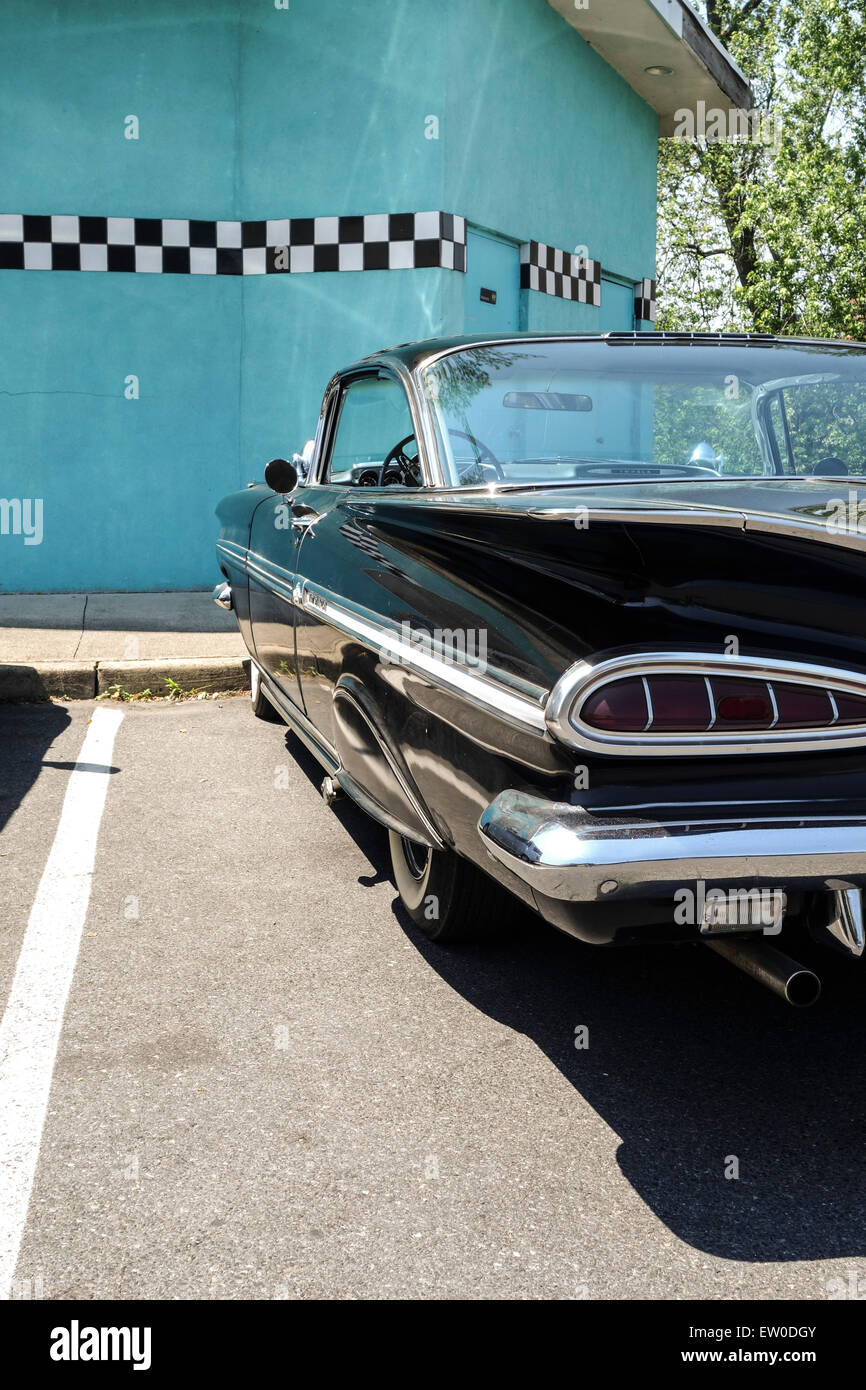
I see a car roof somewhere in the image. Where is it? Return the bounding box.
[351,330,866,376]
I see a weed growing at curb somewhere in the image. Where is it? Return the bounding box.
[95,680,247,704]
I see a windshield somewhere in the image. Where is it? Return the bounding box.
[419,340,866,487]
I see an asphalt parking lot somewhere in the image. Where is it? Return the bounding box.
[2,695,866,1301]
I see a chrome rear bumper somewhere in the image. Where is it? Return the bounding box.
[478,790,866,903]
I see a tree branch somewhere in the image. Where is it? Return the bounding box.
[683,245,733,259]
[720,0,770,43]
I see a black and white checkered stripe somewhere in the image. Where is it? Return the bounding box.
[0,211,467,275]
[519,241,601,306]
[635,277,657,322]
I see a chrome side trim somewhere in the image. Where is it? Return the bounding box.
[245,551,298,607]
[539,503,866,558]
[220,541,548,735]
[478,789,866,903]
[298,579,548,734]
[216,538,250,570]
[218,540,301,610]
[526,503,747,525]
[375,498,866,558]
[546,650,866,757]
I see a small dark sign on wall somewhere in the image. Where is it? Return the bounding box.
[480,286,497,304]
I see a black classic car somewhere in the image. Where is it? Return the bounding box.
[216,331,866,1007]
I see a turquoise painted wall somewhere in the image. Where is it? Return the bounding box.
[0,271,239,592]
[0,1,241,217]
[237,269,450,488]
[440,0,658,283]
[0,0,657,592]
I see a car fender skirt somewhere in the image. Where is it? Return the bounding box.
[333,676,445,850]
[478,789,866,903]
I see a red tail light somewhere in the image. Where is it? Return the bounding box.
[773,683,833,728]
[710,677,774,728]
[835,694,866,724]
[580,673,866,735]
[581,678,647,731]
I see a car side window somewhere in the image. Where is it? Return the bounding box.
[771,382,866,476]
[323,375,420,487]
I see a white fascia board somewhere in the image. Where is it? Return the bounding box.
[548,0,753,135]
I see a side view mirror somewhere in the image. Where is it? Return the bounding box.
[264,457,298,494]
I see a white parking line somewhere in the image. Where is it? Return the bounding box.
[0,706,124,1299]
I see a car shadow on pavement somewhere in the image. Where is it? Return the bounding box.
[283,726,866,1267]
[422,920,866,1269]
[0,702,72,834]
[397,904,866,1269]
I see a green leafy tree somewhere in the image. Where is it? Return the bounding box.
[658,0,866,339]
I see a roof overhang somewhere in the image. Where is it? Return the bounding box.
[547,0,753,135]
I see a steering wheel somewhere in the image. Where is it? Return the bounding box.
[381,434,423,487]
[449,429,505,482]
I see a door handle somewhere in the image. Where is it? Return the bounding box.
[290,502,319,533]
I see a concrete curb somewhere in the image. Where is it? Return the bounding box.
[0,657,250,702]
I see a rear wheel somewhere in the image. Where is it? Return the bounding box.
[250,661,283,722]
[388,830,518,943]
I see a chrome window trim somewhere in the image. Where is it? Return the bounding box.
[546,650,866,757]
[310,379,342,487]
[313,361,444,491]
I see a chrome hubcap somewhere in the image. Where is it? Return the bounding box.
[401,838,430,882]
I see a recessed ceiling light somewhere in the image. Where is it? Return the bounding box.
[645,64,675,76]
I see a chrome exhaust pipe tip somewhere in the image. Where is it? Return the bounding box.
[780,965,822,1009]
[705,937,822,1008]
